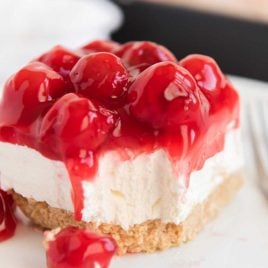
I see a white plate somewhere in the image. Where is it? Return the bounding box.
[1,76,268,268]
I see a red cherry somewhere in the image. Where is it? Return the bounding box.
[38,45,80,78]
[179,54,233,113]
[127,62,206,129]
[0,62,65,127]
[0,189,17,242]
[112,42,133,58]
[81,40,120,53]
[45,227,117,268]
[70,52,129,104]
[115,41,177,72]
[179,54,226,93]
[37,45,80,91]
[40,93,118,158]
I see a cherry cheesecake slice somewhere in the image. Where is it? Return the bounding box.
[0,40,243,254]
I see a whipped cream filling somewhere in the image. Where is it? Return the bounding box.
[0,129,242,230]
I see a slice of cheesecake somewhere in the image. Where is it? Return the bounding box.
[0,40,243,255]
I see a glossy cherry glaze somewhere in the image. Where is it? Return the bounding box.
[45,227,117,268]
[37,46,81,92]
[115,41,177,73]
[0,41,239,220]
[40,93,118,219]
[0,190,17,241]
[70,52,129,107]
[38,46,80,78]
[81,39,120,54]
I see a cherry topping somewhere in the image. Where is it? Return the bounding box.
[0,62,65,127]
[40,94,118,218]
[115,41,177,72]
[40,93,118,158]
[82,40,120,53]
[45,227,117,268]
[127,62,205,130]
[70,52,129,105]
[179,54,226,93]
[0,40,240,224]
[0,190,17,242]
[179,54,235,113]
[38,45,80,78]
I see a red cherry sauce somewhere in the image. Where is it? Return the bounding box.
[45,227,117,268]
[0,190,17,241]
[0,41,239,221]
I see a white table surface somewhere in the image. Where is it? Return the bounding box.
[0,76,268,268]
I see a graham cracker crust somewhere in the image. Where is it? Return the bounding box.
[12,171,243,255]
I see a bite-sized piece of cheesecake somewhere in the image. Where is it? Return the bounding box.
[0,40,243,254]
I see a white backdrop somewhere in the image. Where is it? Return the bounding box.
[0,0,122,87]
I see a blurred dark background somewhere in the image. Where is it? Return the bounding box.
[112,0,268,82]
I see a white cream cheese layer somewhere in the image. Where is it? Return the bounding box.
[0,129,243,230]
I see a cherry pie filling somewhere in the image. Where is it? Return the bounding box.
[45,227,117,268]
[0,40,239,221]
[0,190,17,241]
